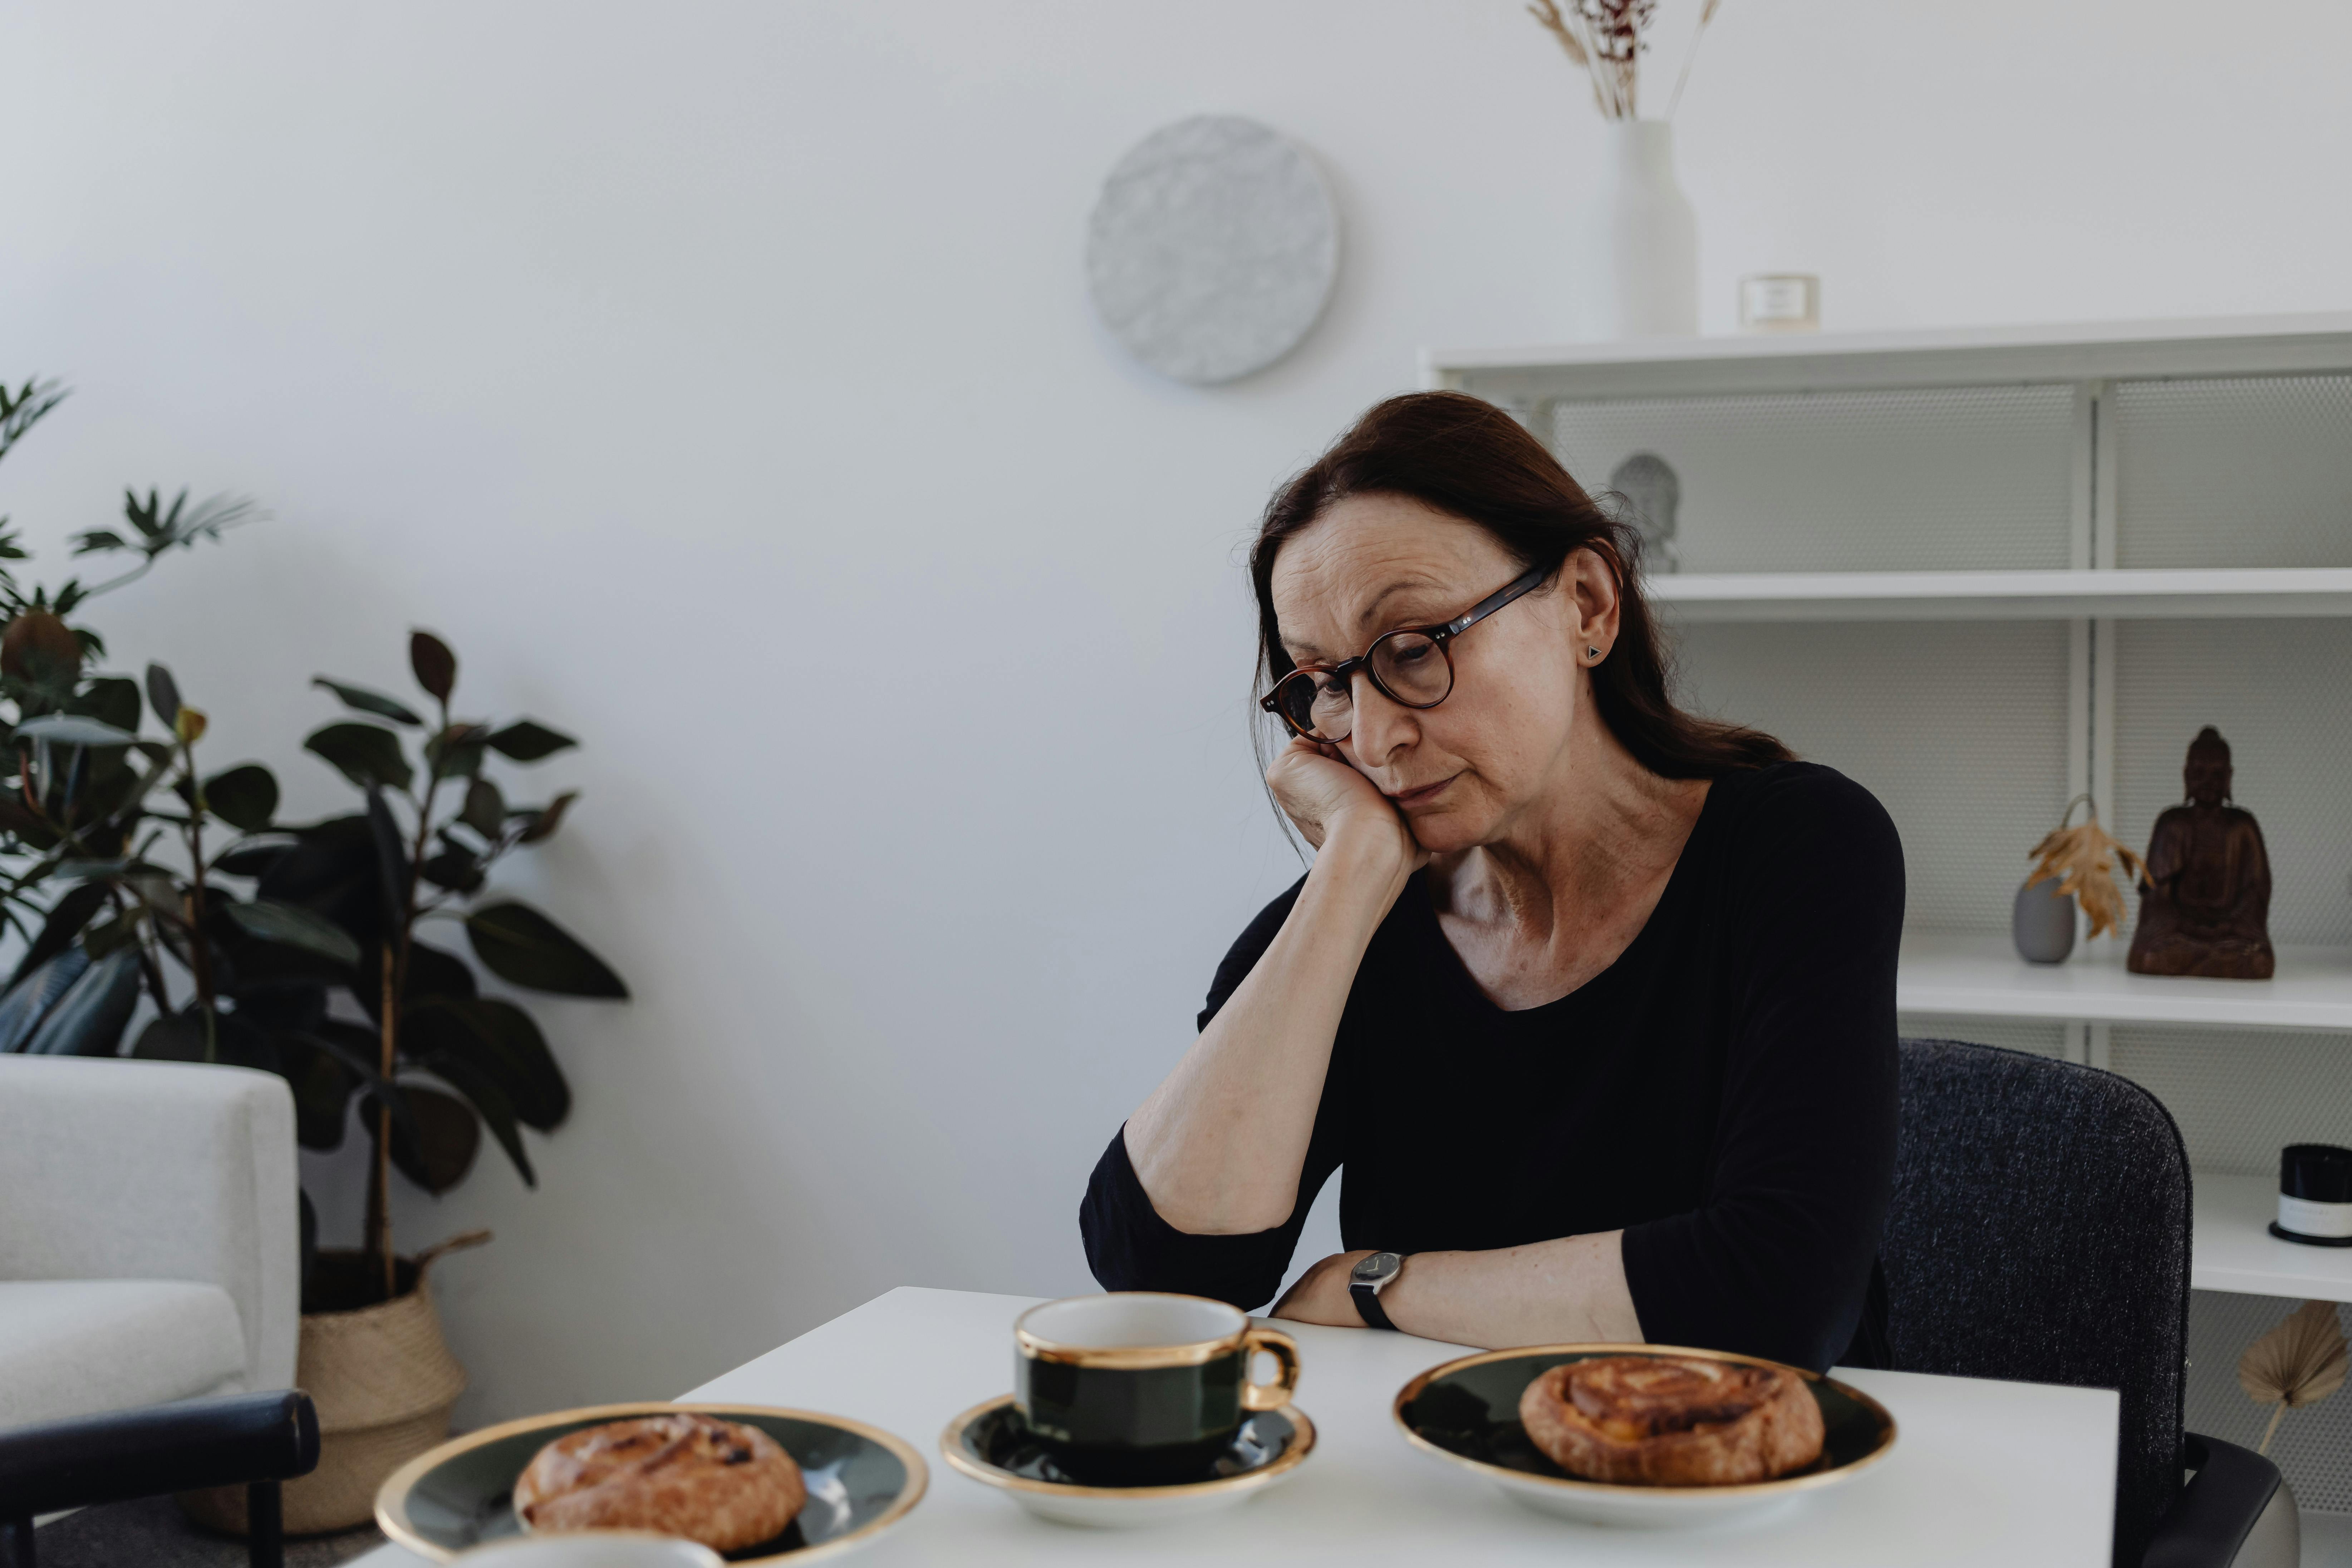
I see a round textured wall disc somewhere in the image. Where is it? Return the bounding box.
[1086,115,1340,387]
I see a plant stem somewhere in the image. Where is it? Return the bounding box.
[181,742,217,1063]
[372,941,396,1302]
[364,723,449,1304]
[2257,1400,2287,1456]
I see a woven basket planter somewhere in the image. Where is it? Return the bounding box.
[183,1237,481,1536]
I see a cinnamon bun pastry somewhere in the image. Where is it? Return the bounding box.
[1518,1355,1825,1486]
[514,1412,806,1550]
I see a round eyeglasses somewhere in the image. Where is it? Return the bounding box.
[1260,565,1548,744]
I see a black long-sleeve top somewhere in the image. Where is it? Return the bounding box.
[1081,761,1902,1372]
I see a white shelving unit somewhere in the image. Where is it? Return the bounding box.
[2196,1175,2352,1303]
[1426,315,2352,1327]
[1653,567,2352,624]
[1899,933,2352,1032]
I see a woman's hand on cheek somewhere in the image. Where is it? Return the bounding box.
[1266,739,1429,875]
[1269,1249,1376,1328]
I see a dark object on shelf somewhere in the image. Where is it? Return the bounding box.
[0,1390,319,1568]
[1607,452,1680,572]
[2271,1143,2352,1247]
[2128,728,2275,980]
[2011,875,2076,964]
[1886,1037,2297,1568]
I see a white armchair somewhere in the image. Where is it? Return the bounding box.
[0,1056,299,1431]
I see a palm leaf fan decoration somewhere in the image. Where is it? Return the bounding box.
[2239,1299,2349,1455]
[2027,793,2146,940]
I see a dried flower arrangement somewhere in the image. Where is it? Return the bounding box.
[1526,0,1722,121]
[2239,1299,2348,1455]
[2027,794,2146,941]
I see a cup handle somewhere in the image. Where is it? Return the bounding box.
[1239,1326,1301,1413]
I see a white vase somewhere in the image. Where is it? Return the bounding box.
[1587,120,1698,340]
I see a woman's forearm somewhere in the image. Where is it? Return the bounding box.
[1124,826,1414,1235]
[1274,1233,1643,1347]
[1391,1233,1643,1347]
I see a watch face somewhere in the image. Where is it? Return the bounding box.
[1351,1250,1403,1286]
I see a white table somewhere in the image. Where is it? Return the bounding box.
[356,1286,2118,1566]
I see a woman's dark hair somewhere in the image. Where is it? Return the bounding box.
[1251,391,1789,778]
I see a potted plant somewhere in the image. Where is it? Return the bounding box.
[0,378,630,1530]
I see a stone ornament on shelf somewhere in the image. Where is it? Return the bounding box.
[2015,793,2140,964]
[2128,727,2276,979]
[1608,452,1680,572]
[1086,115,1339,387]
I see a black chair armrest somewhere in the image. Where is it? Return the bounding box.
[2144,1432,2290,1568]
[0,1390,318,1518]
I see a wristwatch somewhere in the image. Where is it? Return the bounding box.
[1349,1251,1405,1331]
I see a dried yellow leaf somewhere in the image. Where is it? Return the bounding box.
[2240,1298,2348,1455]
[2240,1299,2348,1408]
[2027,795,2146,941]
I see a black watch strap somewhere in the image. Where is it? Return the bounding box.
[1350,1278,1398,1331]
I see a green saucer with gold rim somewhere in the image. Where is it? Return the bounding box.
[940,1395,1314,1529]
[1395,1345,1896,1529]
[374,1402,927,1563]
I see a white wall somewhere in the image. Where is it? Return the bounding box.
[3,0,2348,1425]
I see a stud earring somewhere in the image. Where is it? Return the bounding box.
[1588,646,1602,661]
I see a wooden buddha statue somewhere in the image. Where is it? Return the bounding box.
[2127,727,2275,979]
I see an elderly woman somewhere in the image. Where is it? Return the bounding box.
[1080,393,1902,1372]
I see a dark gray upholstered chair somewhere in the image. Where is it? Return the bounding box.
[1885,1038,2297,1568]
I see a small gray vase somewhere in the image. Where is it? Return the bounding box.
[2012,876,2077,964]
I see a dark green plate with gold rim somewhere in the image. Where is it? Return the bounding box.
[1394,1345,1896,1529]
[375,1402,927,1563]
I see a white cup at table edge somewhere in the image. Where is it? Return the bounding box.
[452,1533,723,1568]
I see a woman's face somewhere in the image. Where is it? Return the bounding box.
[1268,493,1614,854]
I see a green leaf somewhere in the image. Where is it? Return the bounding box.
[6,881,110,992]
[54,857,133,881]
[416,1051,532,1185]
[24,946,143,1056]
[305,722,413,791]
[132,1011,207,1062]
[313,677,423,727]
[203,763,279,831]
[464,902,628,998]
[460,777,504,839]
[145,663,181,727]
[279,1035,356,1149]
[213,840,294,879]
[517,790,578,845]
[484,721,575,762]
[404,940,480,1008]
[0,947,90,1052]
[300,1021,393,1087]
[411,631,456,703]
[69,676,142,734]
[419,846,483,894]
[407,996,569,1130]
[365,787,408,934]
[226,898,362,966]
[81,909,144,959]
[15,713,137,747]
[378,1083,480,1194]
[0,792,54,848]
[424,722,489,781]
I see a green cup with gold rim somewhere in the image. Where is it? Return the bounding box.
[1012,1293,1300,1486]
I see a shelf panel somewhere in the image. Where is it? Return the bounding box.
[1424,311,2352,398]
[1651,568,2352,623]
[1898,933,2352,1031]
[2193,1174,2352,1302]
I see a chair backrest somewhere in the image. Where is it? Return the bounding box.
[1885,1038,2191,1568]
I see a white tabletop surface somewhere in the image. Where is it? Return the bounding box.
[354,1284,2118,1567]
